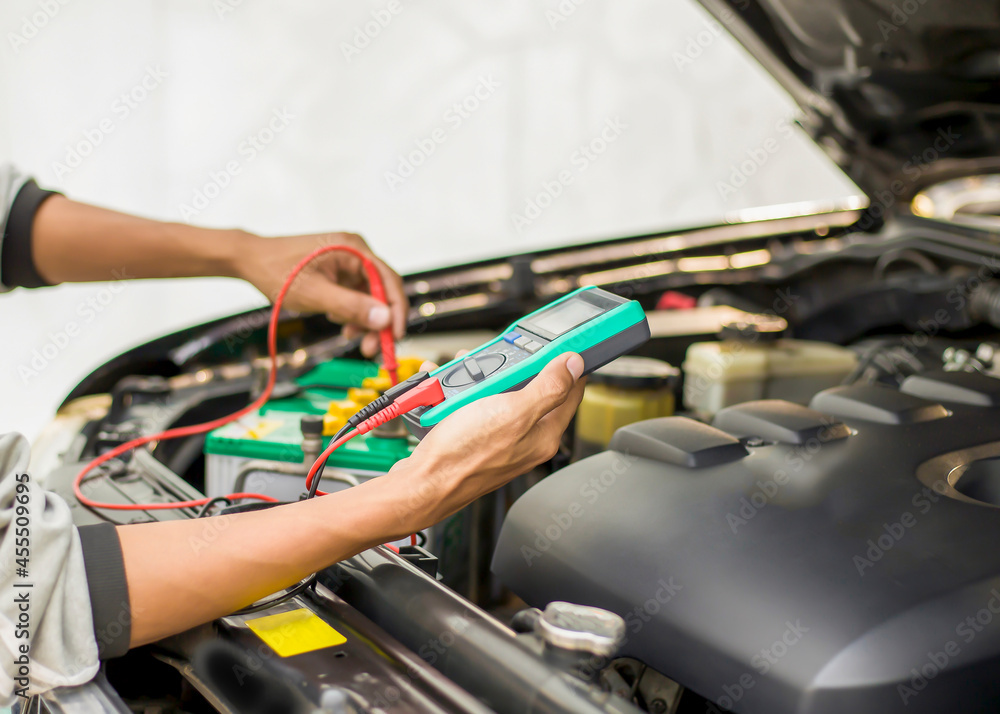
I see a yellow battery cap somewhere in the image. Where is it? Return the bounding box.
[396,356,425,381]
[347,387,379,406]
[322,413,347,436]
[362,374,393,392]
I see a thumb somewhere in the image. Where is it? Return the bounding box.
[523,352,584,419]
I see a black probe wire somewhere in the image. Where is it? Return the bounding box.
[244,375,435,613]
[304,423,353,500]
[303,377,422,500]
[243,396,392,614]
[196,496,233,518]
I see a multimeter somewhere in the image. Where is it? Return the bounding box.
[403,286,649,438]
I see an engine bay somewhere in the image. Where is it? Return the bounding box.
[29,208,1000,714]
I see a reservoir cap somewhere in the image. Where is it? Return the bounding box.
[590,356,678,390]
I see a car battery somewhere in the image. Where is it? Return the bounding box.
[204,358,420,502]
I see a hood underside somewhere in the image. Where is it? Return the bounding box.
[700,0,1000,203]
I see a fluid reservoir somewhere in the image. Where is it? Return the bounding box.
[574,356,678,459]
[682,325,858,417]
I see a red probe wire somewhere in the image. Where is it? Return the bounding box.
[304,377,446,497]
[305,377,447,547]
[304,430,359,497]
[73,244,399,513]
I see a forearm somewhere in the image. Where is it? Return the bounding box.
[94,352,581,650]
[13,187,410,343]
[31,195,252,284]
[117,461,436,647]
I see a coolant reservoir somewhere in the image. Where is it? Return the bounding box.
[574,356,677,459]
[682,336,857,417]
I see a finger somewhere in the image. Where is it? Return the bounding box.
[360,331,380,358]
[301,276,392,331]
[322,232,367,271]
[342,324,362,340]
[313,234,405,338]
[418,349,466,375]
[370,256,408,339]
[520,353,584,421]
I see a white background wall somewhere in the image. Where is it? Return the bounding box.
[0,0,857,441]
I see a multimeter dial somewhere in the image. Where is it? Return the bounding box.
[441,353,507,388]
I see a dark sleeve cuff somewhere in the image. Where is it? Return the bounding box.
[78,522,132,659]
[1,178,60,289]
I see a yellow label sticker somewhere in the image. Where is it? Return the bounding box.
[245,609,347,657]
[244,419,283,440]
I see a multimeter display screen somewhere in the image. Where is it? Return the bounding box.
[524,298,603,336]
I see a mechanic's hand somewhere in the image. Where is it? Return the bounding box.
[392,352,586,530]
[236,232,407,357]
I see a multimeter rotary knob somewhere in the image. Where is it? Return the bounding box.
[441,353,507,388]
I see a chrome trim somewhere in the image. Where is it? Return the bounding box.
[530,211,860,275]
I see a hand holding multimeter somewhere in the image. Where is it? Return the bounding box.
[402,286,650,438]
[309,286,648,497]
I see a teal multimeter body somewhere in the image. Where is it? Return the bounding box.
[403,286,650,438]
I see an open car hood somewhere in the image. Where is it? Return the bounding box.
[699,0,1000,204]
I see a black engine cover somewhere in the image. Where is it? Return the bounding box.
[493,370,1000,713]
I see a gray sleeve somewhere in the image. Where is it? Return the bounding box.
[0,163,60,293]
[0,433,99,702]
